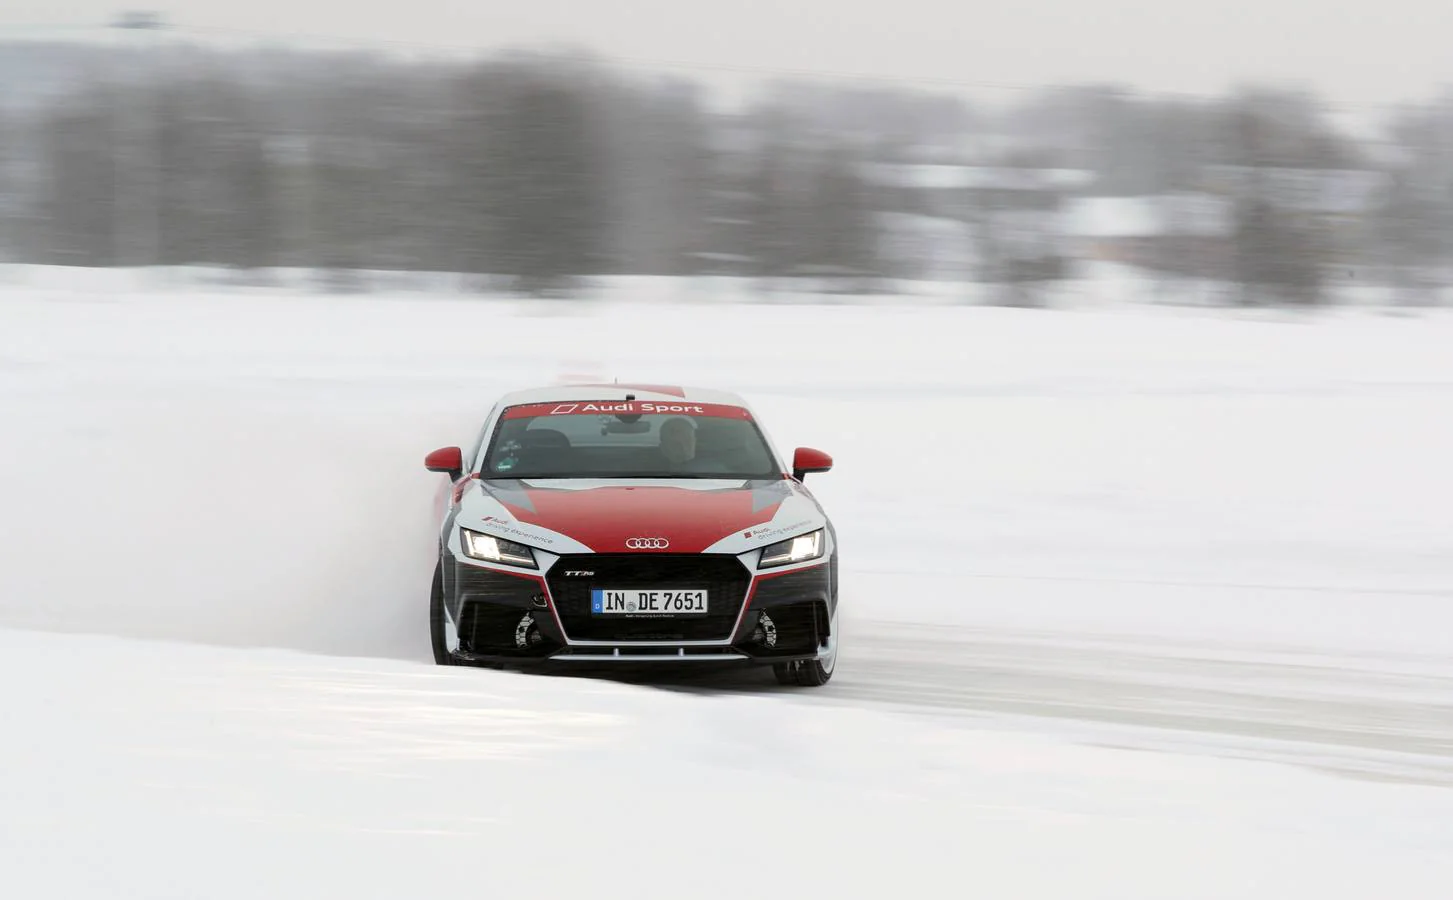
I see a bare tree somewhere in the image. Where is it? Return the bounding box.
[0,108,13,261]
[32,85,118,266]
[1224,92,1337,306]
[1378,97,1453,305]
[802,144,882,292]
[740,107,801,286]
[486,70,607,294]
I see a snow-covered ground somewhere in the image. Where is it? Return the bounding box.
[4,627,1452,900]
[3,268,1452,896]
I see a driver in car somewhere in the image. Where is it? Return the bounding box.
[658,416,728,473]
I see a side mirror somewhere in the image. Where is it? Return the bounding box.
[424,446,464,480]
[791,447,833,482]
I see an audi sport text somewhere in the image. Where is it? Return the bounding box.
[423,383,839,686]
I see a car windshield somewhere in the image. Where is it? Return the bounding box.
[481,401,780,479]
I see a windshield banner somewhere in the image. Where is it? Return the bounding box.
[502,401,753,420]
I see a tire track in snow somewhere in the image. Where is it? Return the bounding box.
[582,622,1453,788]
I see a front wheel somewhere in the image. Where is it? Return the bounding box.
[772,658,833,686]
[772,608,838,687]
[429,561,461,666]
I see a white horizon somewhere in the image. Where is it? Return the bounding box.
[0,0,1450,108]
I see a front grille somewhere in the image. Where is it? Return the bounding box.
[547,554,751,642]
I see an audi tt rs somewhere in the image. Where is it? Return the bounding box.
[423,383,839,686]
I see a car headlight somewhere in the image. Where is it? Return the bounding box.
[757,529,825,568]
[460,528,538,568]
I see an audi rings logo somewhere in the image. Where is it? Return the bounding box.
[625,537,669,550]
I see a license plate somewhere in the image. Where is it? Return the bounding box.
[591,589,709,615]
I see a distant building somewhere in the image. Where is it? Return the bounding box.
[1057,193,1234,277]
[861,163,1095,280]
[861,163,1095,220]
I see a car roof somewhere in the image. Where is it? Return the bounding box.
[496,383,751,409]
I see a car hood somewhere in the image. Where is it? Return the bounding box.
[455,477,826,555]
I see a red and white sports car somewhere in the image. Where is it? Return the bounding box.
[423,383,839,686]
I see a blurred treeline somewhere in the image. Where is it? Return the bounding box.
[1,39,1450,304]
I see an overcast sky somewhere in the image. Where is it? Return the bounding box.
[4,0,1450,106]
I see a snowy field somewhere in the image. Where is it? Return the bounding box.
[3,267,1452,896]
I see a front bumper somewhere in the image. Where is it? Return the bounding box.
[441,551,837,667]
